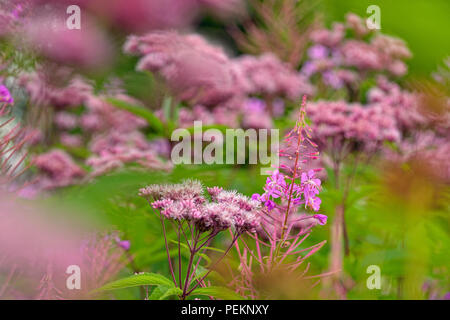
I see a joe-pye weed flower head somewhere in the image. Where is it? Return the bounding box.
[139,179,262,299]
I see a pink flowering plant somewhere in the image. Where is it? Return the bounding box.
[227,96,329,299]
[95,180,263,300]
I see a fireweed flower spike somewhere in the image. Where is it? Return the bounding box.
[139,180,262,299]
[230,96,328,299]
[252,96,326,231]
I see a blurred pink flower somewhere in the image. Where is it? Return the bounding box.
[306,14,412,83]
[60,133,83,148]
[82,95,148,133]
[33,149,85,190]
[234,53,315,100]
[40,0,245,33]
[0,84,14,104]
[345,13,370,37]
[384,131,450,182]
[241,98,273,129]
[54,112,78,130]
[19,70,92,108]
[125,31,241,107]
[22,9,113,69]
[305,99,401,154]
[87,131,172,178]
[313,214,328,225]
[310,23,345,47]
[0,194,126,299]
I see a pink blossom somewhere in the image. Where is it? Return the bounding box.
[310,23,345,47]
[22,10,113,69]
[19,71,92,109]
[141,180,261,234]
[252,97,325,219]
[306,14,412,81]
[0,193,126,299]
[54,112,78,130]
[241,98,273,129]
[0,84,13,104]
[313,214,328,225]
[308,44,329,60]
[234,53,315,100]
[60,133,82,148]
[345,13,370,37]
[33,149,85,190]
[124,31,240,107]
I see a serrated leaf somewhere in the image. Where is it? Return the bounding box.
[159,287,183,300]
[148,285,167,300]
[190,286,244,300]
[94,273,174,293]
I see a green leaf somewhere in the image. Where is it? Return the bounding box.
[190,286,244,300]
[197,252,212,264]
[169,239,190,251]
[162,96,173,121]
[191,267,208,282]
[159,287,183,300]
[201,246,225,253]
[106,97,164,134]
[148,285,167,300]
[94,273,174,293]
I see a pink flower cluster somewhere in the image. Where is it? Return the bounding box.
[19,70,92,109]
[306,99,401,149]
[81,94,148,133]
[139,180,261,234]
[0,84,14,104]
[125,31,313,108]
[33,149,85,190]
[124,31,240,107]
[367,76,429,131]
[252,169,322,212]
[20,69,173,183]
[385,131,450,182]
[82,94,172,177]
[174,98,280,130]
[0,2,24,37]
[241,98,278,129]
[303,13,411,89]
[54,111,78,130]
[235,53,315,100]
[87,130,172,178]
[303,69,448,159]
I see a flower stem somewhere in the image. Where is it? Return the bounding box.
[181,229,199,300]
[186,234,239,296]
[160,214,177,288]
